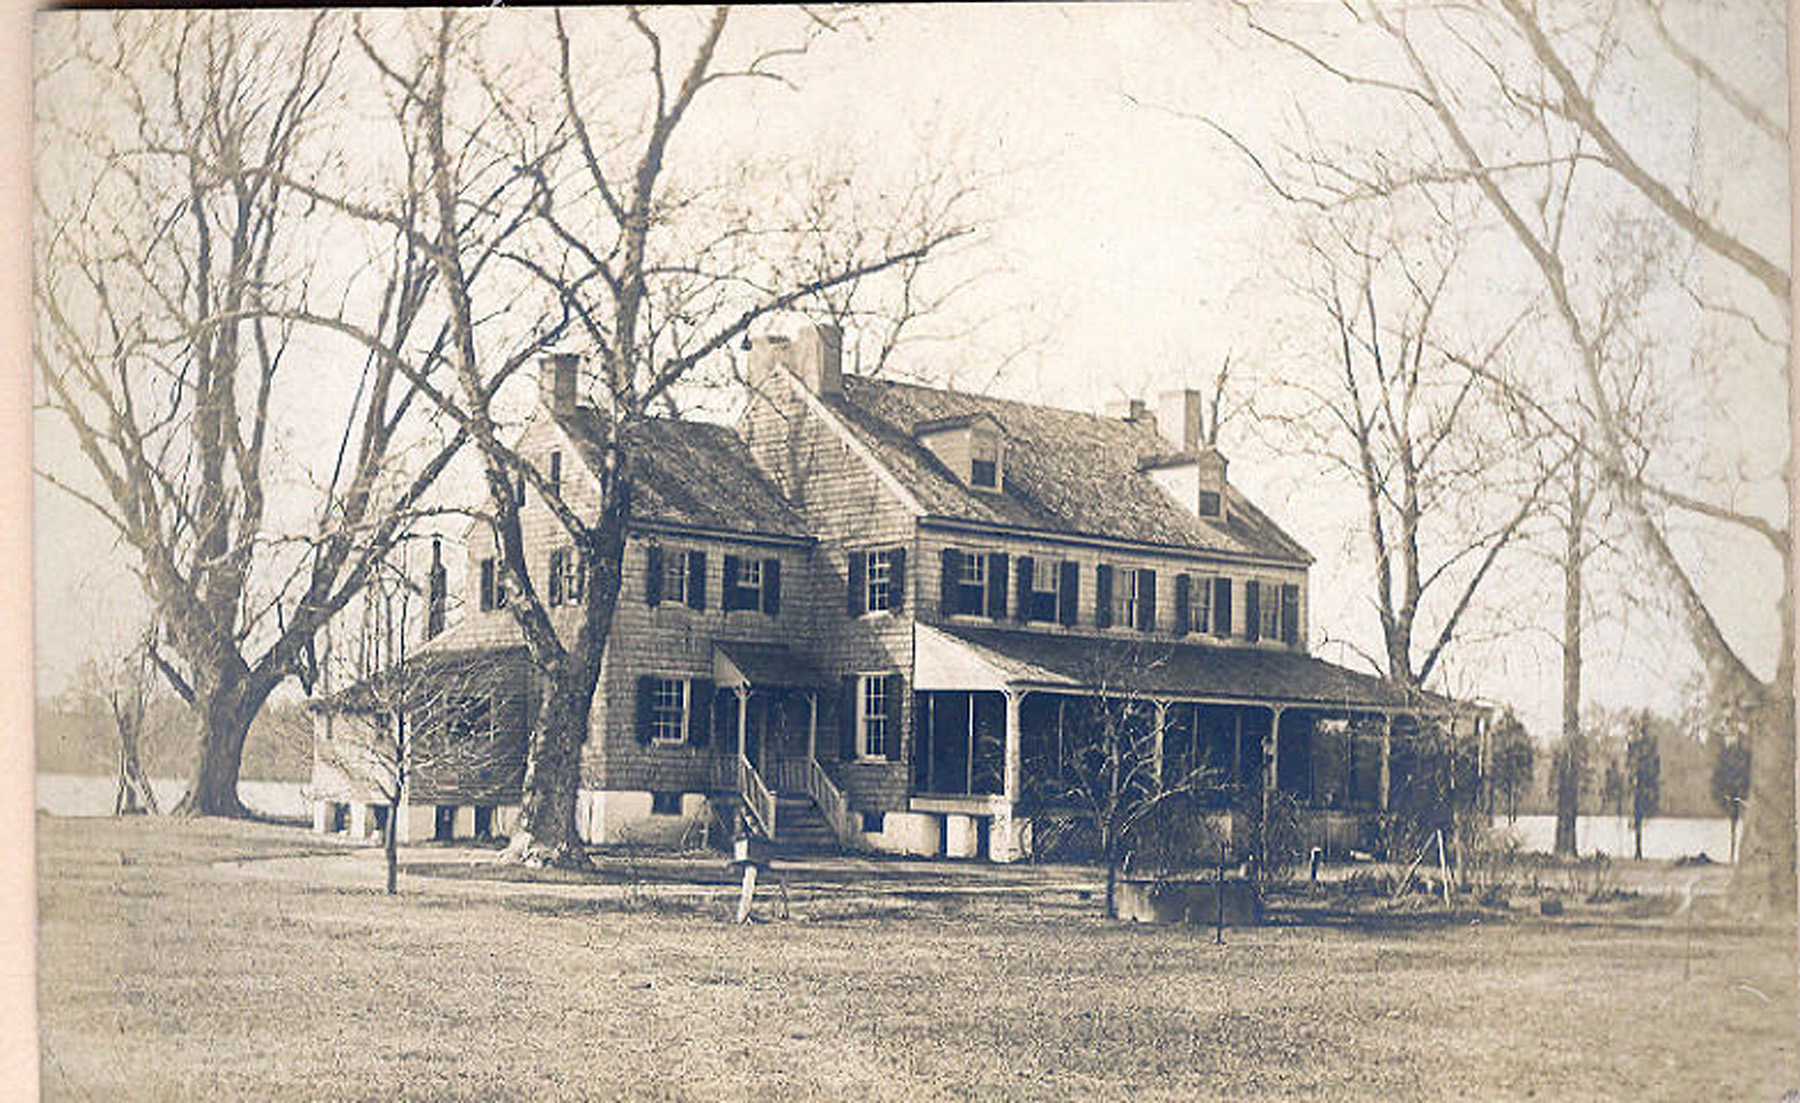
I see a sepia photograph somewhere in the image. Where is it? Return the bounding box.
[26,3,1798,1099]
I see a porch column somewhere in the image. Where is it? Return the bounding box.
[736,687,750,763]
[1267,704,1285,795]
[1379,714,1393,812]
[1151,700,1168,785]
[807,691,819,762]
[1002,689,1023,803]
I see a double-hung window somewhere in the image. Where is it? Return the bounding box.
[1191,574,1213,634]
[1258,581,1280,641]
[866,549,896,613]
[970,430,1000,489]
[1115,568,1144,629]
[858,674,890,759]
[661,548,689,607]
[649,679,688,745]
[956,552,987,615]
[1029,561,1062,623]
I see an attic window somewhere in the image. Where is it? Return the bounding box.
[970,429,999,489]
[1199,490,1222,518]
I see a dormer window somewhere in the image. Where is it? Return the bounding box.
[970,429,999,489]
[1199,490,1222,518]
[914,412,1006,493]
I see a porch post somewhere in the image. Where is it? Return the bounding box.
[1003,689,1022,803]
[736,687,750,764]
[1232,709,1243,781]
[1379,714,1393,812]
[1151,700,1168,786]
[1263,703,1285,823]
[807,691,819,762]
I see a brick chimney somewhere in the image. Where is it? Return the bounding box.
[539,352,580,418]
[1157,389,1204,452]
[1104,397,1157,434]
[425,538,447,640]
[791,322,843,397]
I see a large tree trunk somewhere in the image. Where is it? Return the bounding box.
[171,676,269,819]
[114,731,158,816]
[1731,686,1796,912]
[502,675,594,869]
[1555,458,1584,858]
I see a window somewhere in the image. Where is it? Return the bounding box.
[970,430,999,489]
[649,679,688,745]
[1113,567,1154,631]
[1028,559,1062,623]
[957,551,986,615]
[478,558,507,611]
[662,548,688,607]
[650,791,682,816]
[1199,490,1222,518]
[565,547,585,604]
[861,810,885,834]
[723,554,779,613]
[548,450,562,496]
[866,549,895,613]
[1191,574,1213,633]
[1259,581,1280,641]
[858,674,890,759]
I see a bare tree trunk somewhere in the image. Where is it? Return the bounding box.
[1733,688,1796,910]
[172,676,271,819]
[113,714,158,816]
[1555,463,1584,858]
[505,676,593,868]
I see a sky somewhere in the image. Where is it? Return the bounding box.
[30,4,1790,742]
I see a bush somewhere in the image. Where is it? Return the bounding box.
[1124,794,1231,878]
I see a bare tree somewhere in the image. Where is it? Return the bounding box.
[1017,647,1224,919]
[34,12,467,817]
[1268,215,1552,692]
[1196,0,1791,911]
[67,626,168,815]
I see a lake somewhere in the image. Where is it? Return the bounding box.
[1491,814,1736,862]
[36,773,310,820]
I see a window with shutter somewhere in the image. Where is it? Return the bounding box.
[645,545,664,606]
[1095,564,1114,628]
[1244,580,1262,642]
[857,674,891,759]
[1259,580,1281,641]
[761,557,781,614]
[1280,582,1301,646]
[548,548,567,606]
[985,552,1009,618]
[1014,556,1035,622]
[648,679,689,745]
[1173,573,1191,635]
[953,550,987,616]
[847,551,867,615]
[1137,568,1157,632]
[1213,577,1232,636]
[479,558,497,612]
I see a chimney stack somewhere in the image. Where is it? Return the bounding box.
[1157,389,1204,452]
[791,322,843,398]
[539,352,580,418]
[425,538,447,640]
[1105,397,1157,429]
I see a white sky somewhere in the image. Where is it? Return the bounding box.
[31,4,1790,742]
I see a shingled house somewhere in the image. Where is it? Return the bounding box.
[311,323,1481,860]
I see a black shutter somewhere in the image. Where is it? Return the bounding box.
[722,555,741,611]
[1138,569,1157,632]
[548,550,565,607]
[940,549,960,616]
[839,676,859,760]
[1245,580,1261,642]
[1213,577,1233,637]
[645,545,663,607]
[986,552,1009,619]
[1095,564,1114,628]
[1014,556,1034,622]
[687,679,713,747]
[1281,583,1300,645]
[885,674,906,762]
[687,551,706,610]
[847,551,867,615]
[890,547,907,612]
[479,559,496,612]
[762,557,781,615]
[1174,574,1191,635]
[1058,561,1080,627]
[634,676,656,745]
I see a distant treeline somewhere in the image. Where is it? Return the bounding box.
[1511,710,1720,819]
[36,698,313,782]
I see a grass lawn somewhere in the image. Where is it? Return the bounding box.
[37,815,1798,1102]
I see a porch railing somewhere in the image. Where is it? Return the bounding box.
[768,758,812,794]
[736,752,777,840]
[805,756,853,844]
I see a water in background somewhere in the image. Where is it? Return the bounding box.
[1492,814,1735,862]
[36,773,309,820]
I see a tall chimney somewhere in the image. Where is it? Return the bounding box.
[539,352,580,418]
[1158,389,1203,452]
[791,322,843,397]
[425,538,447,640]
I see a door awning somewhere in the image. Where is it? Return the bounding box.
[915,624,1463,714]
[712,640,829,690]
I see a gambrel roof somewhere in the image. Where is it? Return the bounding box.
[825,376,1311,563]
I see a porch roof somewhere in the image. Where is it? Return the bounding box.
[918,624,1459,714]
[712,640,829,690]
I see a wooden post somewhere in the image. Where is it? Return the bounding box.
[1379,715,1393,813]
[1435,828,1451,905]
[736,687,750,766]
[735,862,758,924]
[1215,840,1227,945]
[1003,689,1022,803]
[1151,700,1168,787]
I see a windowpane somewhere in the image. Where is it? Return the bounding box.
[663,550,688,606]
[860,675,889,758]
[650,679,688,744]
[1193,574,1212,633]
[1029,561,1061,622]
[867,550,893,612]
[955,551,986,615]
